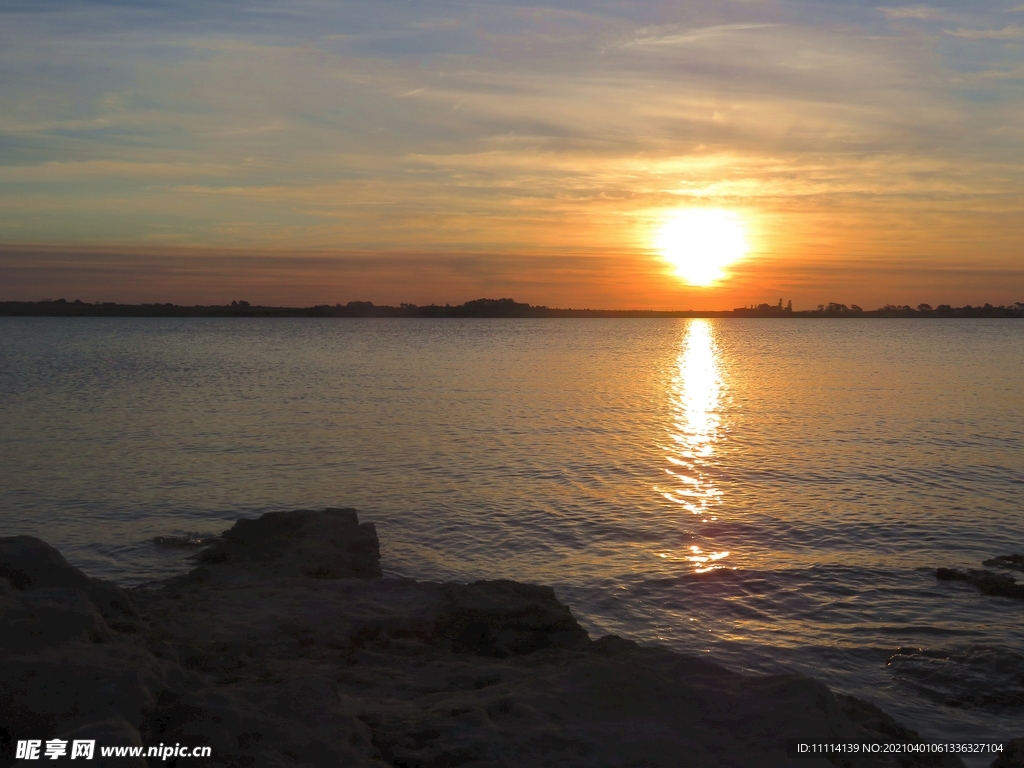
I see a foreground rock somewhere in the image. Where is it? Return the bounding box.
[2,510,978,767]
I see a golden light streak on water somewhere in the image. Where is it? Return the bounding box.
[659,320,731,571]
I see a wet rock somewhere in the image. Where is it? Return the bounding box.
[153,533,215,549]
[935,568,1024,599]
[983,555,1024,574]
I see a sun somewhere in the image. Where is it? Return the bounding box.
[656,209,749,287]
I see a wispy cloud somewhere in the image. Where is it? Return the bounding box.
[630,23,780,47]
[974,63,1024,79]
[945,24,1024,38]
[879,6,954,21]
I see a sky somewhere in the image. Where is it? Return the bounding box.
[1,0,1022,309]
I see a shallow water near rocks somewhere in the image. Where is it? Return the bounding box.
[2,317,1022,764]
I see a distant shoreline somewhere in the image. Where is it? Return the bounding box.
[3,297,1023,318]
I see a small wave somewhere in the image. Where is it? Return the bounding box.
[887,645,1024,710]
[983,554,1024,573]
[153,533,216,549]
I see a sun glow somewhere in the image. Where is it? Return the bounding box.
[656,209,749,287]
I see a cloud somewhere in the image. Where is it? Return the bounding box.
[945,25,1024,38]
[630,23,780,47]
[878,6,953,21]
[964,63,1024,80]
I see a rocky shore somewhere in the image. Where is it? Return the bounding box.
[0,508,1003,767]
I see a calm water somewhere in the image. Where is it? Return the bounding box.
[2,318,1022,758]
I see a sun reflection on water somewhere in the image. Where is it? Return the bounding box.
[658,320,731,572]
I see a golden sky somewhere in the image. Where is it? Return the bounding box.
[1,1,1022,309]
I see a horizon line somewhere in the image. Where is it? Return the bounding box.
[4,297,1023,318]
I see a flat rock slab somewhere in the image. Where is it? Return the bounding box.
[2,510,979,767]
